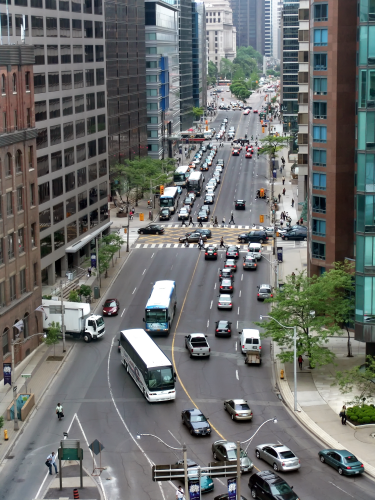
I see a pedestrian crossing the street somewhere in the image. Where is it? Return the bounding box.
[132,240,306,250]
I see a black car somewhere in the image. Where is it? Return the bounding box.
[197,211,209,222]
[281,229,307,241]
[220,278,234,293]
[219,268,234,280]
[248,470,299,500]
[159,208,170,221]
[238,230,268,244]
[138,224,165,235]
[193,228,212,238]
[181,408,211,436]
[226,245,240,259]
[215,320,232,337]
[235,200,246,210]
[200,163,209,171]
[214,495,248,500]
[184,196,194,206]
[205,245,218,260]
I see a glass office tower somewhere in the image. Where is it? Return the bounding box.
[192,1,207,109]
[177,0,194,130]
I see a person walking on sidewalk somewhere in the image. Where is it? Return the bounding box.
[282,176,285,185]
[282,187,286,196]
[298,355,303,370]
[278,193,281,203]
[214,216,218,227]
[176,486,185,500]
[229,211,234,224]
[220,236,225,248]
[46,452,58,475]
[340,405,347,425]
[291,198,295,208]
[56,403,64,420]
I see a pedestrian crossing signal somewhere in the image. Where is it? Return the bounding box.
[260,214,264,223]
[160,185,164,195]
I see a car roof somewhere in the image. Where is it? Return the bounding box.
[190,333,206,338]
[232,399,248,404]
[184,408,203,416]
[255,470,284,484]
[260,283,271,288]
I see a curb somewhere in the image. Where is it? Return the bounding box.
[273,351,375,480]
[0,344,75,466]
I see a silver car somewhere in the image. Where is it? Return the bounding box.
[217,295,233,309]
[255,444,300,472]
[212,440,253,473]
[257,284,273,301]
[224,399,253,421]
[243,255,257,270]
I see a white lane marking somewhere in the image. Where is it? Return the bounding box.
[239,290,241,297]
[171,265,173,270]
[241,274,243,281]
[151,252,155,258]
[210,300,213,309]
[237,307,240,315]
[107,339,167,500]
[142,268,146,275]
[207,319,209,327]
[214,282,216,289]
[237,320,238,329]
[328,482,355,498]
[168,430,182,445]
[216,478,225,486]
[132,288,136,295]
[120,308,126,318]
[235,342,237,351]
[236,370,239,380]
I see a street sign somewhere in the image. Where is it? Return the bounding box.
[152,462,237,481]
[89,439,105,455]
[21,374,31,378]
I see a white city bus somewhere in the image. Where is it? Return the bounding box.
[174,165,191,187]
[187,171,204,196]
[144,280,177,335]
[120,329,176,402]
[160,186,180,213]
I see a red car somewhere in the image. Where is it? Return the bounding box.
[245,152,252,158]
[253,109,258,113]
[102,298,120,316]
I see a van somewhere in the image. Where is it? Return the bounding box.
[239,329,261,354]
[248,243,262,260]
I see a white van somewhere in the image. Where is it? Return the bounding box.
[248,243,262,260]
[239,329,262,354]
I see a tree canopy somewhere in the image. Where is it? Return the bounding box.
[256,263,355,368]
[230,80,250,101]
[207,61,218,86]
[335,356,375,405]
[219,58,233,80]
[232,46,262,79]
[192,107,204,120]
[259,135,290,158]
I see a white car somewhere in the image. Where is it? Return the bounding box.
[178,208,189,220]
[215,166,223,173]
[206,189,215,198]
[243,109,250,115]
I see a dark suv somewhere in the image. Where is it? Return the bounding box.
[248,470,299,500]
[238,230,268,244]
[205,245,218,260]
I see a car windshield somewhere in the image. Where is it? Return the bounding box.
[147,366,174,390]
[220,296,230,302]
[218,321,228,327]
[280,451,296,459]
[227,448,247,460]
[104,300,117,307]
[145,309,167,322]
[234,403,250,410]
[344,455,359,464]
[191,415,207,422]
[270,483,293,495]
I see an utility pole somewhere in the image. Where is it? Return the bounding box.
[60,279,65,353]
[96,237,101,288]
[11,340,19,430]
[236,440,241,500]
[183,443,189,500]
[126,204,130,253]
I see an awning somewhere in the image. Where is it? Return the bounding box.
[65,221,112,253]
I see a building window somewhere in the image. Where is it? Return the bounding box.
[76,143,86,162]
[314,3,328,22]
[39,209,51,231]
[53,203,64,224]
[86,69,95,87]
[49,98,60,119]
[98,137,106,155]
[314,29,328,46]
[38,182,50,204]
[64,147,75,167]
[54,227,65,250]
[13,73,17,93]
[52,177,63,198]
[94,0,102,14]
[313,77,327,95]
[46,17,58,37]
[6,192,13,216]
[99,159,107,177]
[73,45,83,63]
[66,196,76,217]
[31,223,36,247]
[87,116,96,134]
[97,91,105,108]
[95,21,103,38]
[1,74,5,94]
[47,44,58,64]
[8,234,15,260]
[40,235,52,258]
[313,101,327,119]
[313,125,327,143]
[5,153,11,176]
[313,173,327,190]
[51,151,62,172]
[28,145,34,169]
[78,190,87,210]
[95,45,104,62]
[25,71,30,91]
[72,0,81,12]
[64,121,74,142]
[60,18,70,36]
[312,219,326,237]
[85,45,94,62]
[76,119,85,138]
[61,44,71,63]
[37,155,49,177]
[59,0,69,11]
[312,149,327,166]
[84,20,93,38]
[50,124,61,145]
[77,167,87,186]
[72,19,82,37]
[74,71,84,89]
[97,114,105,132]
[313,53,327,71]
[67,220,77,242]
[34,73,46,94]
[96,68,104,85]
[63,97,73,116]
[2,328,10,356]
[88,140,96,158]
[16,150,23,173]
[18,228,25,254]
[90,208,98,228]
[312,241,326,260]
[65,172,76,192]
[0,239,3,265]
[17,187,23,211]
[34,45,45,64]
[23,312,29,336]
[33,263,37,287]
[48,72,59,91]
[89,163,97,181]
[31,16,44,36]
[37,127,48,149]
[46,0,57,8]
[30,183,35,206]
[86,93,95,111]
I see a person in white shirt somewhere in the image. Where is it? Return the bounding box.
[56,403,63,420]
[176,486,184,500]
[46,451,58,474]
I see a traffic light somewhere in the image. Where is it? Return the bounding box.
[160,185,164,195]
[260,214,264,223]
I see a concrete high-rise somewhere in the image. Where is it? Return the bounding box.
[230,0,264,54]
[192,1,207,108]
[177,0,194,130]
[204,0,236,66]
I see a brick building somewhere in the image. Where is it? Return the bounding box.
[0,45,43,375]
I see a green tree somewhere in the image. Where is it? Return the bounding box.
[207,61,218,86]
[256,264,355,368]
[192,107,204,120]
[78,284,92,301]
[0,415,4,430]
[219,58,233,80]
[230,81,250,101]
[259,135,290,158]
[43,321,60,357]
[68,290,80,302]
[102,233,123,268]
[335,356,375,405]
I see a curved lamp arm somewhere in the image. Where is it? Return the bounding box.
[242,417,277,452]
[137,432,183,452]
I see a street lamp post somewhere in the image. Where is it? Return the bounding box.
[260,314,298,412]
[261,254,279,291]
[11,332,44,430]
[137,433,189,500]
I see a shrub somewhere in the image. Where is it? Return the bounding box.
[350,415,358,422]
[363,416,371,424]
[0,415,4,429]
[358,418,365,424]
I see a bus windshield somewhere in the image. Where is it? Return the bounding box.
[174,173,186,183]
[145,309,167,323]
[147,366,174,390]
[160,198,173,208]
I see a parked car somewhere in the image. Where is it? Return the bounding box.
[212,440,253,472]
[248,470,299,500]
[138,224,165,235]
[238,230,268,244]
[281,229,307,241]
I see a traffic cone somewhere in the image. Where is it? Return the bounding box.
[73,489,79,499]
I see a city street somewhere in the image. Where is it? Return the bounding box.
[0,93,373,500]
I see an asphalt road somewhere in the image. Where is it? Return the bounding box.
[0,92,374,500]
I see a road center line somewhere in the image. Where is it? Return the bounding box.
[132,288,136,294]
[328,482,355,498]
[142,268,146,275]
[210,300,213,309]
[168,430,182,445]
[236,370,239,380]
[120,308,126,318]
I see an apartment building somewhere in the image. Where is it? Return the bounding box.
[204,0,236,65]
[0,45,43,372]
[145,0,180,159]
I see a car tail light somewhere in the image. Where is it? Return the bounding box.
[205,252,208,255]
[229,303,232,306]
[209,348,211,352]
[250,412,253,415]
[242,345,245,349]
[235,413,239,417]
[214,253,217,255]
[254,264,257,267]
[228,329,231,332]
[361,464,364,467]
[259,346,262,350]
[230,286,233,289]
[216,329,219,332]
[257,293,260,297]
[191,349,194,353]
[282,462,285,467]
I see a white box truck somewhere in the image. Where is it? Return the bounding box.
[42,299,105,343]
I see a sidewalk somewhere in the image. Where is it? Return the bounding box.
[268,142,375,479]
